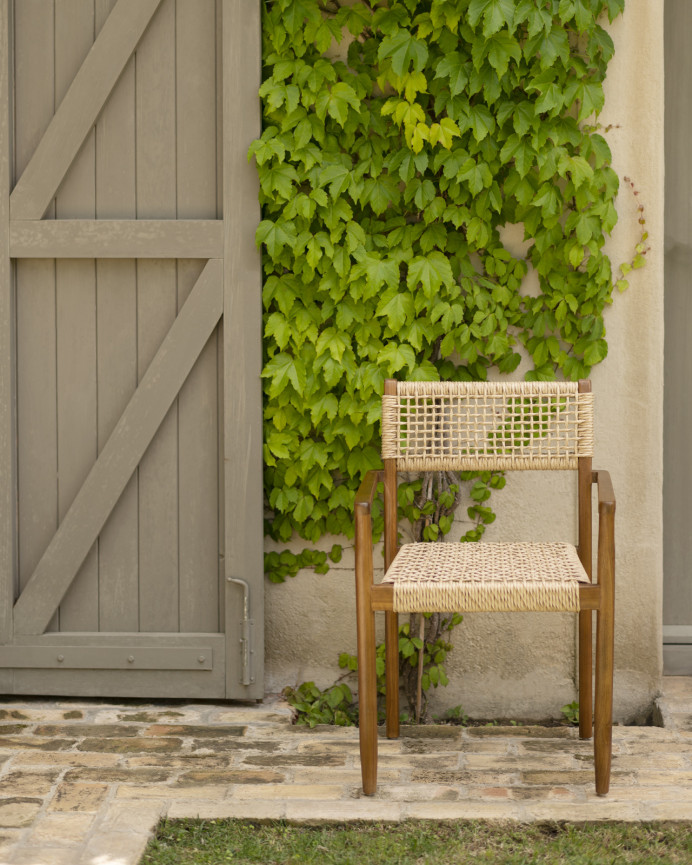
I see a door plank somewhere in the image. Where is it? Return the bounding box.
[136,0,179,633]
[176,0,217,221]
[178,264,220,634]
[0,0,12,646]
[14,2,59,635]
[55,0,99,632]
[10,0,163,221]
[94,0,139,632]
[222,0,263,698]
[177,0,220,634]
[10,219,224,258]
[13,258,224,636]
[96,257,139,632]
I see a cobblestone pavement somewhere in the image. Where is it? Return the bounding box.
[0,677,689,864]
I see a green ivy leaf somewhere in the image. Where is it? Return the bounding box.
[532,183,562,217]
[282,0,321,35]
[559,154,593,187]
[294,493,315,522]
[513,101,535,135]
[308,393,339,428]
[378,28,429,76]
[377,290,414,331]
[260,163,299,199]
[526,25,570,70]
[256,220,297,258]
[364,255,400,292]
[428,118,461,149]
[468,0,515,36]
[583,339,608,366]
[457,157,491,195]
[261,352,306,398]
[319,164,351,198]
[577,79,605,120]
[379,342,417,373]
[434,54,469,97]
[468,104,495,142]
[485,31,522,77]
[315,82,360,127]
[407,252,455,297]
[362,175,399,214]
[265,312,292,349]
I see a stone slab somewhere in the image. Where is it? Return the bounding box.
[0,771,60,797]
[99,801,164,834]
[285,799,402,823]
[232,784,344,801]
[12,752,121,768]
[27,813,95,846]
[116,785,227,800]
[11,848,80,865]
[78,831,150,865]
[404,801,522,819]
[48,782,109,813]
[166,800,286,820]
[0,799,42,829]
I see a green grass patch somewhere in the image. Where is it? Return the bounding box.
[141,819,692,865]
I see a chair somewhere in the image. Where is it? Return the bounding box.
[354,379,615,796]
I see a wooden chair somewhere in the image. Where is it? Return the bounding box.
[354,379,615,796]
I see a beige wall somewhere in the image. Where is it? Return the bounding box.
[265,5,665,722]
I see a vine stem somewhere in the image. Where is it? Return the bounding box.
[415,614,425,724]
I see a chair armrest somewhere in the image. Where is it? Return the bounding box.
[593,470,616,516]
[354,470,383,515]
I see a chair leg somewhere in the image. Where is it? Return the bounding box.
[356,603,378,795]
[594,600,614,795]
[578,610,593,740]
[385,611,399,739]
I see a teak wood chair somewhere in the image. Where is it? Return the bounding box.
[354,379,615,796]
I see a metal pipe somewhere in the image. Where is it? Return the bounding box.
[227,577,253,685]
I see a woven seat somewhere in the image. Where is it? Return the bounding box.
[354,379,615,798]
[383,542,589,613]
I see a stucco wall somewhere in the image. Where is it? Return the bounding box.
[264,4,665,723]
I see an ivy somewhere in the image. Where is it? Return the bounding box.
[283,679,359,727]
[253,0,630,578]
[283,612,463,728]
[264,543,342,582]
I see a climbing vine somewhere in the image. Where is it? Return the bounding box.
[252,0,636,582]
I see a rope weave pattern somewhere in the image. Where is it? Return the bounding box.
[382,542,588,612]
[382,381,593,471]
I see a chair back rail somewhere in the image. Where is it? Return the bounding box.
[382,380,593,472]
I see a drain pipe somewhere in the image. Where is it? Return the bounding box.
[227,577,254,686]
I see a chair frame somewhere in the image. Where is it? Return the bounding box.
[354,379,615,796]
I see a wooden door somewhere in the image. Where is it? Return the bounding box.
[0,0,263,699]
[664,0,692,674]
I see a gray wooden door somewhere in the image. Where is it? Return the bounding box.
[0,0,263,699]
[664,0,692,674]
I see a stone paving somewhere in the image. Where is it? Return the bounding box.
[0,677,689,864]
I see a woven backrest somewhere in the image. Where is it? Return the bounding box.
[381,381,593,471]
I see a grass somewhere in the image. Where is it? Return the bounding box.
[140,819,692,865]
